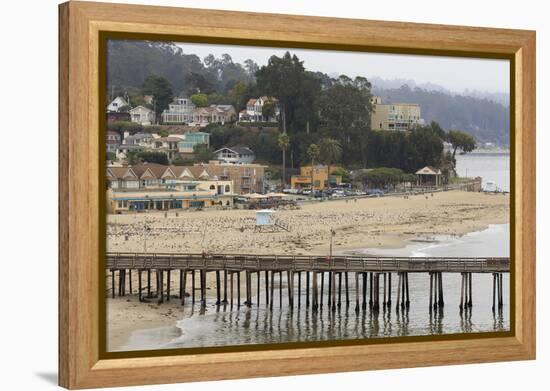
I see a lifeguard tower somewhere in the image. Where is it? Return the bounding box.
[255,209,290,232]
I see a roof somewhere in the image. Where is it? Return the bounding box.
[129,105,151,113]
[213,105,235,112]
[131,163,168,178]
[125,133,153,140]
[246,98,257,106]
[117,144,143,150]
[259,96,278,103]
[107,166,137,180]
[215,146,255,155]
[154,137,183,142]
[415,166,442,175]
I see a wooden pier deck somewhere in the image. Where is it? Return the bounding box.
[106,252,509,273]
[105,252,509,313]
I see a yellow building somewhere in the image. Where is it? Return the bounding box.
[370,96,424,131]
[107,179,235,213]
[290,165,342,190]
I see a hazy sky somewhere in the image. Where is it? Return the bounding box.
[176,42,509,94]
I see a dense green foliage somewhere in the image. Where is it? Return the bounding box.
[107,41,254,99]
[135,151,169,165]
[108,44,496,188]
[190,93,209,107]
[141,74,174,116]
[354,167,415,189]
[107,121,144,136]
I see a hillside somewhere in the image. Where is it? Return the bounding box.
[107,40,510,145]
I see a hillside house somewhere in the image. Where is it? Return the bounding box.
[129,105,155,125]
[214,146,256,164]
[239,96,280,122]
[106,131,121,153]
[177,132,210,153]
[107,96,129,112]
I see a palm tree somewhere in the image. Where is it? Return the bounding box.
[278,133,290,189]
[307,143,320,196]
[319,138,343,188]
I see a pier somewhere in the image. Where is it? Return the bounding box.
[106,252,509,313]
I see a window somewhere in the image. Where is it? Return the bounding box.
[225,185,230,192]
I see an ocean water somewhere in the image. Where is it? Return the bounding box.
[455,151,510,192]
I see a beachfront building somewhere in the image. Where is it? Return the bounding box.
[107,185,234,213]
[106,130,121,153]
[214,146,256,164]
[415,166,443,186]
[177,132,211,154]
[106,161,265,196]
[129,105,155,125]
[238,96,280,122]
[161,97,196,124]
[196,161,266,194]
[107,96,129,112]
[370,96,424,131]
[290,165,343,190]
[106,163,237,213]
[106,166,140,189]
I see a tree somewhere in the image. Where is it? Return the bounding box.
[331,167,350,183]
[137,151,169,165]
[448,130,476,160]
[228,81,252,111]
[318,76,372,166]
[141,74,174,119]
[306,143,320,194]
[256,52,318,133]
[126,150,141,165]
[319,138,343,187]
[106,151,116,162]
[262,102,276,121]
[117,104,132,113]
[191,93,209,107]
[185,72,215,95]
[278,133,290,188]
[440,151,455,183]
[193,144,214,163]
[107,121,143,137]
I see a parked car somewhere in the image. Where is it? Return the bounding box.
[283,188,300,194]
[367,188,385,196]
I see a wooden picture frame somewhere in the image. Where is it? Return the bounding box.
[59,1,536,388]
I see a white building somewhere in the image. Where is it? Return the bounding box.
[161,97,196,124]
[214,146,256,164]
[239,96,280,122]
[107,96,129,112]
[129,105,155,125]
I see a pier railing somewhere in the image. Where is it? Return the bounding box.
[106,252,509,273]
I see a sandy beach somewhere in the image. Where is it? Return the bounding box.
[107,190,509,255]
[105,190,509,351]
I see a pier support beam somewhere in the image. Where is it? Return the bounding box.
[181,270,187,305]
